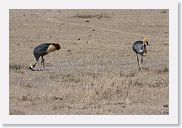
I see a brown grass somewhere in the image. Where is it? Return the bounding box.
[9,9,169,115]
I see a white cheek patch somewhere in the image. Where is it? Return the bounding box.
[47,45,56,53]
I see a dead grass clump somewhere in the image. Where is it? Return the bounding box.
[125,72,135,77]
[52,96,63,101]
[21,95,30,101]
[10,109,25,115]
[84,72,102,79]
[148,82,162,88]
[21,83,33,88]
[19,94,32,101]
[119,71,135,77]
[162,43,168,46]
[9,63,24,72]
[131,78,143,87]
[90,77,130,103]
[74,13,111,19]
[156,66,169,74]
[49,72,60,80]
[160,10,167,13]
[148,80,168,88]
[163,66,169,72]
[61,74,80,83]
[142,67,150,71]
[119,71,124,77]
[19,93,40,102]
[16,76,35,88]
[100,88,112,100]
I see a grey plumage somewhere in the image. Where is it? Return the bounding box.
[34,43,50,61]
[29,43,61,70]
[132,38,149,70]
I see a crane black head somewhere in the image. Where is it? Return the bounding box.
[143,38,149,53]
[51,43,61,50]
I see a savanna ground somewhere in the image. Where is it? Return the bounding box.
[9,9,169,115]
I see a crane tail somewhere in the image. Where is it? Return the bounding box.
[29,61,37,70]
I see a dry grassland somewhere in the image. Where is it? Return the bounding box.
[9,9,169,115]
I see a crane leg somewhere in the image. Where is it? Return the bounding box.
[41,56,45,69]
[141,55,143,64]
[136,54,141,70]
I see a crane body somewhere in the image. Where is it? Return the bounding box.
[132,38,149,70]
[29,43,60,70]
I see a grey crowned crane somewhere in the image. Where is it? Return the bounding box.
[132,38,149,70]
[29,43,61,70]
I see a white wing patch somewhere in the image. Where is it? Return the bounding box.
[139,45,144,53]
[47,45,57,53]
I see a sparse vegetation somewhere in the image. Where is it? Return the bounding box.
[9,109,25,115]
[156,66,169,74]
[49,72,60,80]
[163,66,169,72]
[61,74,80,83]
[9,64,23,70]
[9,63,24,73]
[10,9,169,115]
[160,10,167,14]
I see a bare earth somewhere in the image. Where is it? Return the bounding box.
[9,9,169,115]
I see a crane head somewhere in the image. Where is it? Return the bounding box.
[51,43,61,50]
[144,38,149,46]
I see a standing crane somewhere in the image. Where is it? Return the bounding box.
[29,43,61,70]
[132,38,149,70]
